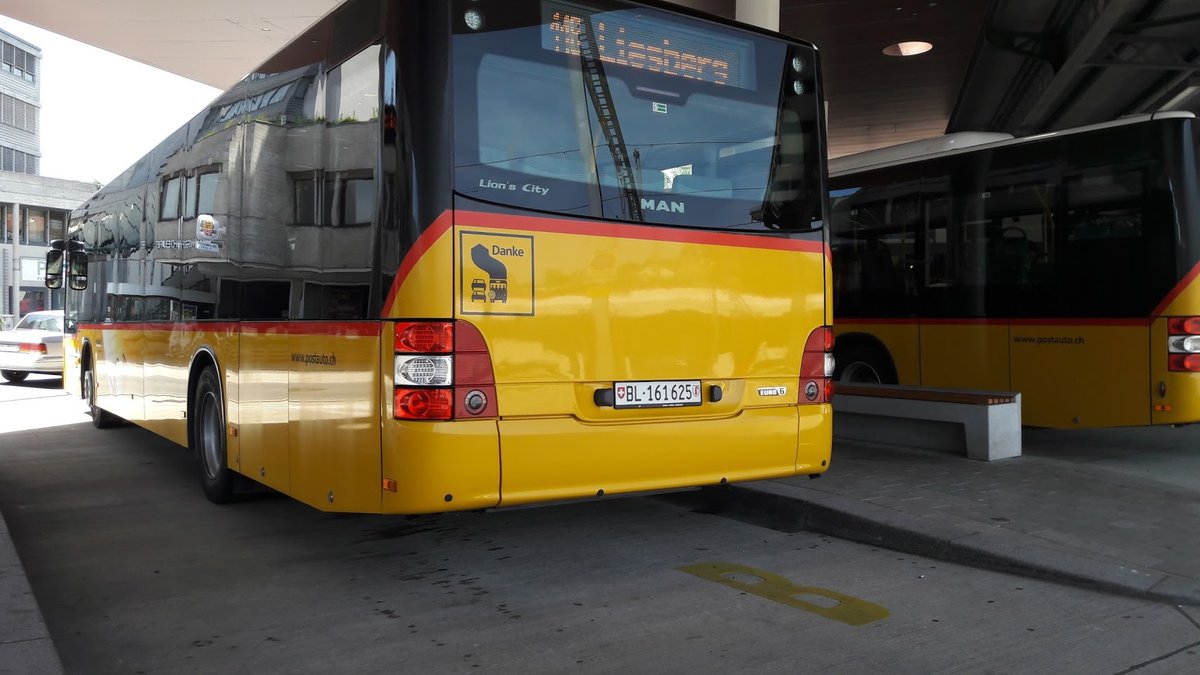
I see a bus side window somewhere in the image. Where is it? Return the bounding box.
[928,253,947,285]
[862,238,908,313]
[1062,168,1147,316]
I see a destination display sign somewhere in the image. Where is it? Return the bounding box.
[541,0,755,89]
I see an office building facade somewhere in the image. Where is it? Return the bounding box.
[0,27,95,327]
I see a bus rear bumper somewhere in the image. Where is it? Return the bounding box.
[496,405,831,508]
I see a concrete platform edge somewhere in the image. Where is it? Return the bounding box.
[0,506,63,675]
[732,480,1200,607]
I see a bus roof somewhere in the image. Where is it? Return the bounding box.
[828,111,1197,177]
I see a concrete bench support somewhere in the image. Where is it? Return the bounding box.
[832,384,1022,461]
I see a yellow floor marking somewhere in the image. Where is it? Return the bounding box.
[679,562,890,626]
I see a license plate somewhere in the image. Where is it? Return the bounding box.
[0,344,17,352]
[614,380,702,409]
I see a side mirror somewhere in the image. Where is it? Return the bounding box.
[68,251,88,291]
[45,249,64,289]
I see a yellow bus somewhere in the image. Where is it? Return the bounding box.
[828,112,1200,428]
[47,0,834,513]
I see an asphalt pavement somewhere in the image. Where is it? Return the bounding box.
[5,379,1200,671]
[729,423,1200,606]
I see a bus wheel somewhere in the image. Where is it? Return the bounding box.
[83,365,119,428]
[192,367,234,504]
[834,344,896,385]
[1,370,28,383]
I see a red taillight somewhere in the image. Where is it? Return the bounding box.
[1167,316,1200,371]
[19,343,47,354]
[394,388,454,420]
[1169,354,1200,372]
[395,321,453,353]
[800,326,834,404]
[1169,317,1200,335]
[392,320,498,420]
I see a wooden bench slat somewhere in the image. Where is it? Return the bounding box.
[834,383,1017,406]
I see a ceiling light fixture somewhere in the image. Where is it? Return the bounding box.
[883,41,933,57]
[1160,85,1200,111]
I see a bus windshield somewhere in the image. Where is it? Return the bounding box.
[452,0,823,231]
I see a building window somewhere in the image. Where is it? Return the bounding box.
[339,176,375,226]
[49,212,65,242]
[19,289,46,315]
[1,94,39,134]
[182,174,197,220]
[290,171,375,227]
[164,168,220,221]
[197,171,219,214]
[293,172,321,225]
[160,175,182,220]
[0,145,39,175]
[1,39,36,83]
[25,209,47,245]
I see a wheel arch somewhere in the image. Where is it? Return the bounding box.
[78,338,94,400]
[187,347,224,446]
[833,331,899,384]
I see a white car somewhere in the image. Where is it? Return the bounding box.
[0,311,65,383]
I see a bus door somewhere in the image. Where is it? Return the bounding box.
[100,239,148,423]
[236,118,292,494]
[918,183,1010,391]
[145,156,190,433]
[1009,167,1152,428]
[285,44,386,512]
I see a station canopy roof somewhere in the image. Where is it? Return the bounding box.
[3,0,1198,159]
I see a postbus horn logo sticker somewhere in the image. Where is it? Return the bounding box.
[459,231,535,316]
[470,244,508,304]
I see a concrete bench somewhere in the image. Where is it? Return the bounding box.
[832,383,1022,461]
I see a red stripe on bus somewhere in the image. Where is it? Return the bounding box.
[837,318,932,326]
[1152,259,1200,318]
[378,209,830,318]
[240,322,382,336]
[837,318,994,326]
[1009,318,1148,327]
[78,321,381,336]
[80,322,240,332]
[382,211,455,316]
[457,210,829,256]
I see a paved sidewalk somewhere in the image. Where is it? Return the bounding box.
[1,505,63,674]
[0,383,80,675]
[737,423,1200,605]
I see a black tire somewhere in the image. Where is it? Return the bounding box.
[83,365,120,428]
[191,367,234,504]
[1,370,28,383]
[833,342,897,385]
